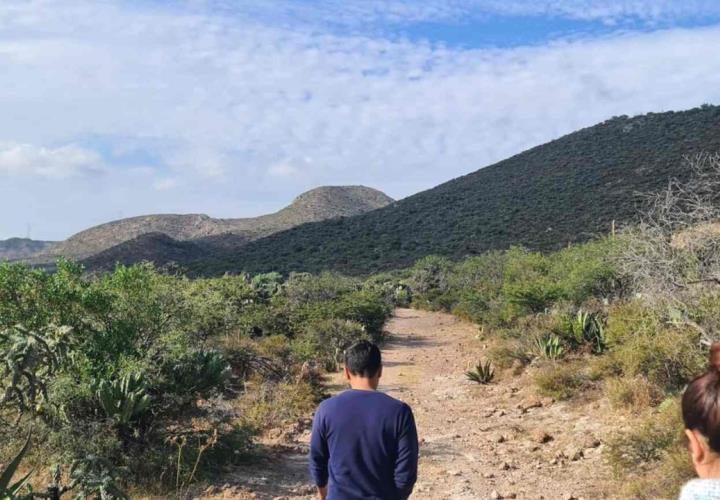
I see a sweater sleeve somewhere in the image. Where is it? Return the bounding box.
[309,404,329,487]
[394,403,419,499]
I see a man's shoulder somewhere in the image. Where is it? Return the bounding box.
[320,390,413,411]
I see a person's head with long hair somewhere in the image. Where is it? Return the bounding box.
[683,343,720,478]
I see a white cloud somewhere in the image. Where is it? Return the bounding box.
[268,163,300,178]
[0,1,719,239]
[153,177,179,191]
[0,142,103,178]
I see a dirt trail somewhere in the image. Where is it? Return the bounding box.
[206,308,619,499]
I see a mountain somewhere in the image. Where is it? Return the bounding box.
[195,105,720,276]
[0,238,56,261]
[33,186,393,268]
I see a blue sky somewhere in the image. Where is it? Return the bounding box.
[1,1,720,240]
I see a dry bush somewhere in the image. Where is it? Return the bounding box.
[616,153,720,345]
[606,398,693,499]
[241,381,319,432]
[533,363,588,400]
[605,376,663,412]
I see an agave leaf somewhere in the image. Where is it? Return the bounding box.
[0,435,31,493]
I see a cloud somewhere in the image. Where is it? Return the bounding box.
[153,177,179,191]
[0,142,103,178]
[268,163,300,178]
[0,1,719,240]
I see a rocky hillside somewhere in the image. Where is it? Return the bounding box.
[0,238,56,261]
[33,186,393,268]
[196,105,720,276]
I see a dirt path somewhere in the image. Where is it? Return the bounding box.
[205,308,619,499]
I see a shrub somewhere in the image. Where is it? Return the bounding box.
[294,319,369,371]
[608,325,705,393]
[242,382,319,432]
[534,363,587,400]
[605,376,663,411]
[606,398,685,474]
[487,342,533,370]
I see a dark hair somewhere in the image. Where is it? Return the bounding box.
[682,343,720,452]
[344,340,382,378]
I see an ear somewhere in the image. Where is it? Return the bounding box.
[687,429,708,467]
[377,365,383,379]
[343,365,351,381]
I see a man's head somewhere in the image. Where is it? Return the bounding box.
[343,340,382,390]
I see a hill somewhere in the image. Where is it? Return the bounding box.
[196,105,720,276]
[0,238,56,261]
[33,186,393,266]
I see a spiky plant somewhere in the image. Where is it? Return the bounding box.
[0,435,33,500]
[564,310,607,354]
[96,373,151,428]
[465,360,495,384]
[535,335,565,361]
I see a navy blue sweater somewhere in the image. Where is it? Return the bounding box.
[309,389,419,500]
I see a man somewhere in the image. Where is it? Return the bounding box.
[309,340,419,500]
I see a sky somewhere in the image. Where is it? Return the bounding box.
[1,1,720,240]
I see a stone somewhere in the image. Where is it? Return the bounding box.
[489,490,502,500]
[564,447,584,461]
[530,430,553,444]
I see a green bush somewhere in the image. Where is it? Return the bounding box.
[294,319,369,371]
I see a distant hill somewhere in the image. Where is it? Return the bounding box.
[0,238,56,261]
[195,105,720,276]
[33,186,393,269]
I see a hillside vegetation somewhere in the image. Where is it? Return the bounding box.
[200,105,720,276]
[4,154,720,498]
[33,186,393,266]
[0,238,55,261]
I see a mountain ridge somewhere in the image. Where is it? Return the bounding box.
[32,185,394,267]
[194,105,720,276]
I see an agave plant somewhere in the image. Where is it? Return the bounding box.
[96,373,151,428]
[565,310,607,354]
[465,360,495,384]
[535,335,565,361]
[0,435,33,500]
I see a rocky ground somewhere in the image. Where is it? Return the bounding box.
[202,308,623,499]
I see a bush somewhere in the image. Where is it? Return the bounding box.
[606,398,685,474]
[534,363,588,400]
[242,382,319,432]
[607,325,705,393]
[293,319,369,371]
[605,376,663,411]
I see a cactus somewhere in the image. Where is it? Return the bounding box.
[0,435,33,499]
[0,325,72,415]
[96,373,150,427]
[465,360,495,384]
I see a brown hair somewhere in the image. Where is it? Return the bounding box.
[682,343,720,452]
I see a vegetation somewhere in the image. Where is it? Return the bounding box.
[0,262,393,496]
[197,105,720,276]
[465,361,495,384]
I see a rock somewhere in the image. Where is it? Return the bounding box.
[490,490,502,500]
[540,396,555,407]
[498,410,507,417]
[495,434,507,443]
[562,494,577,500]
[530,430,553,444]
[583,435,602,449]
[564,446,584,461]
[447,470,462,476]
[501,461,512,470]
[519,398,543,413]
[482,472,495,479]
